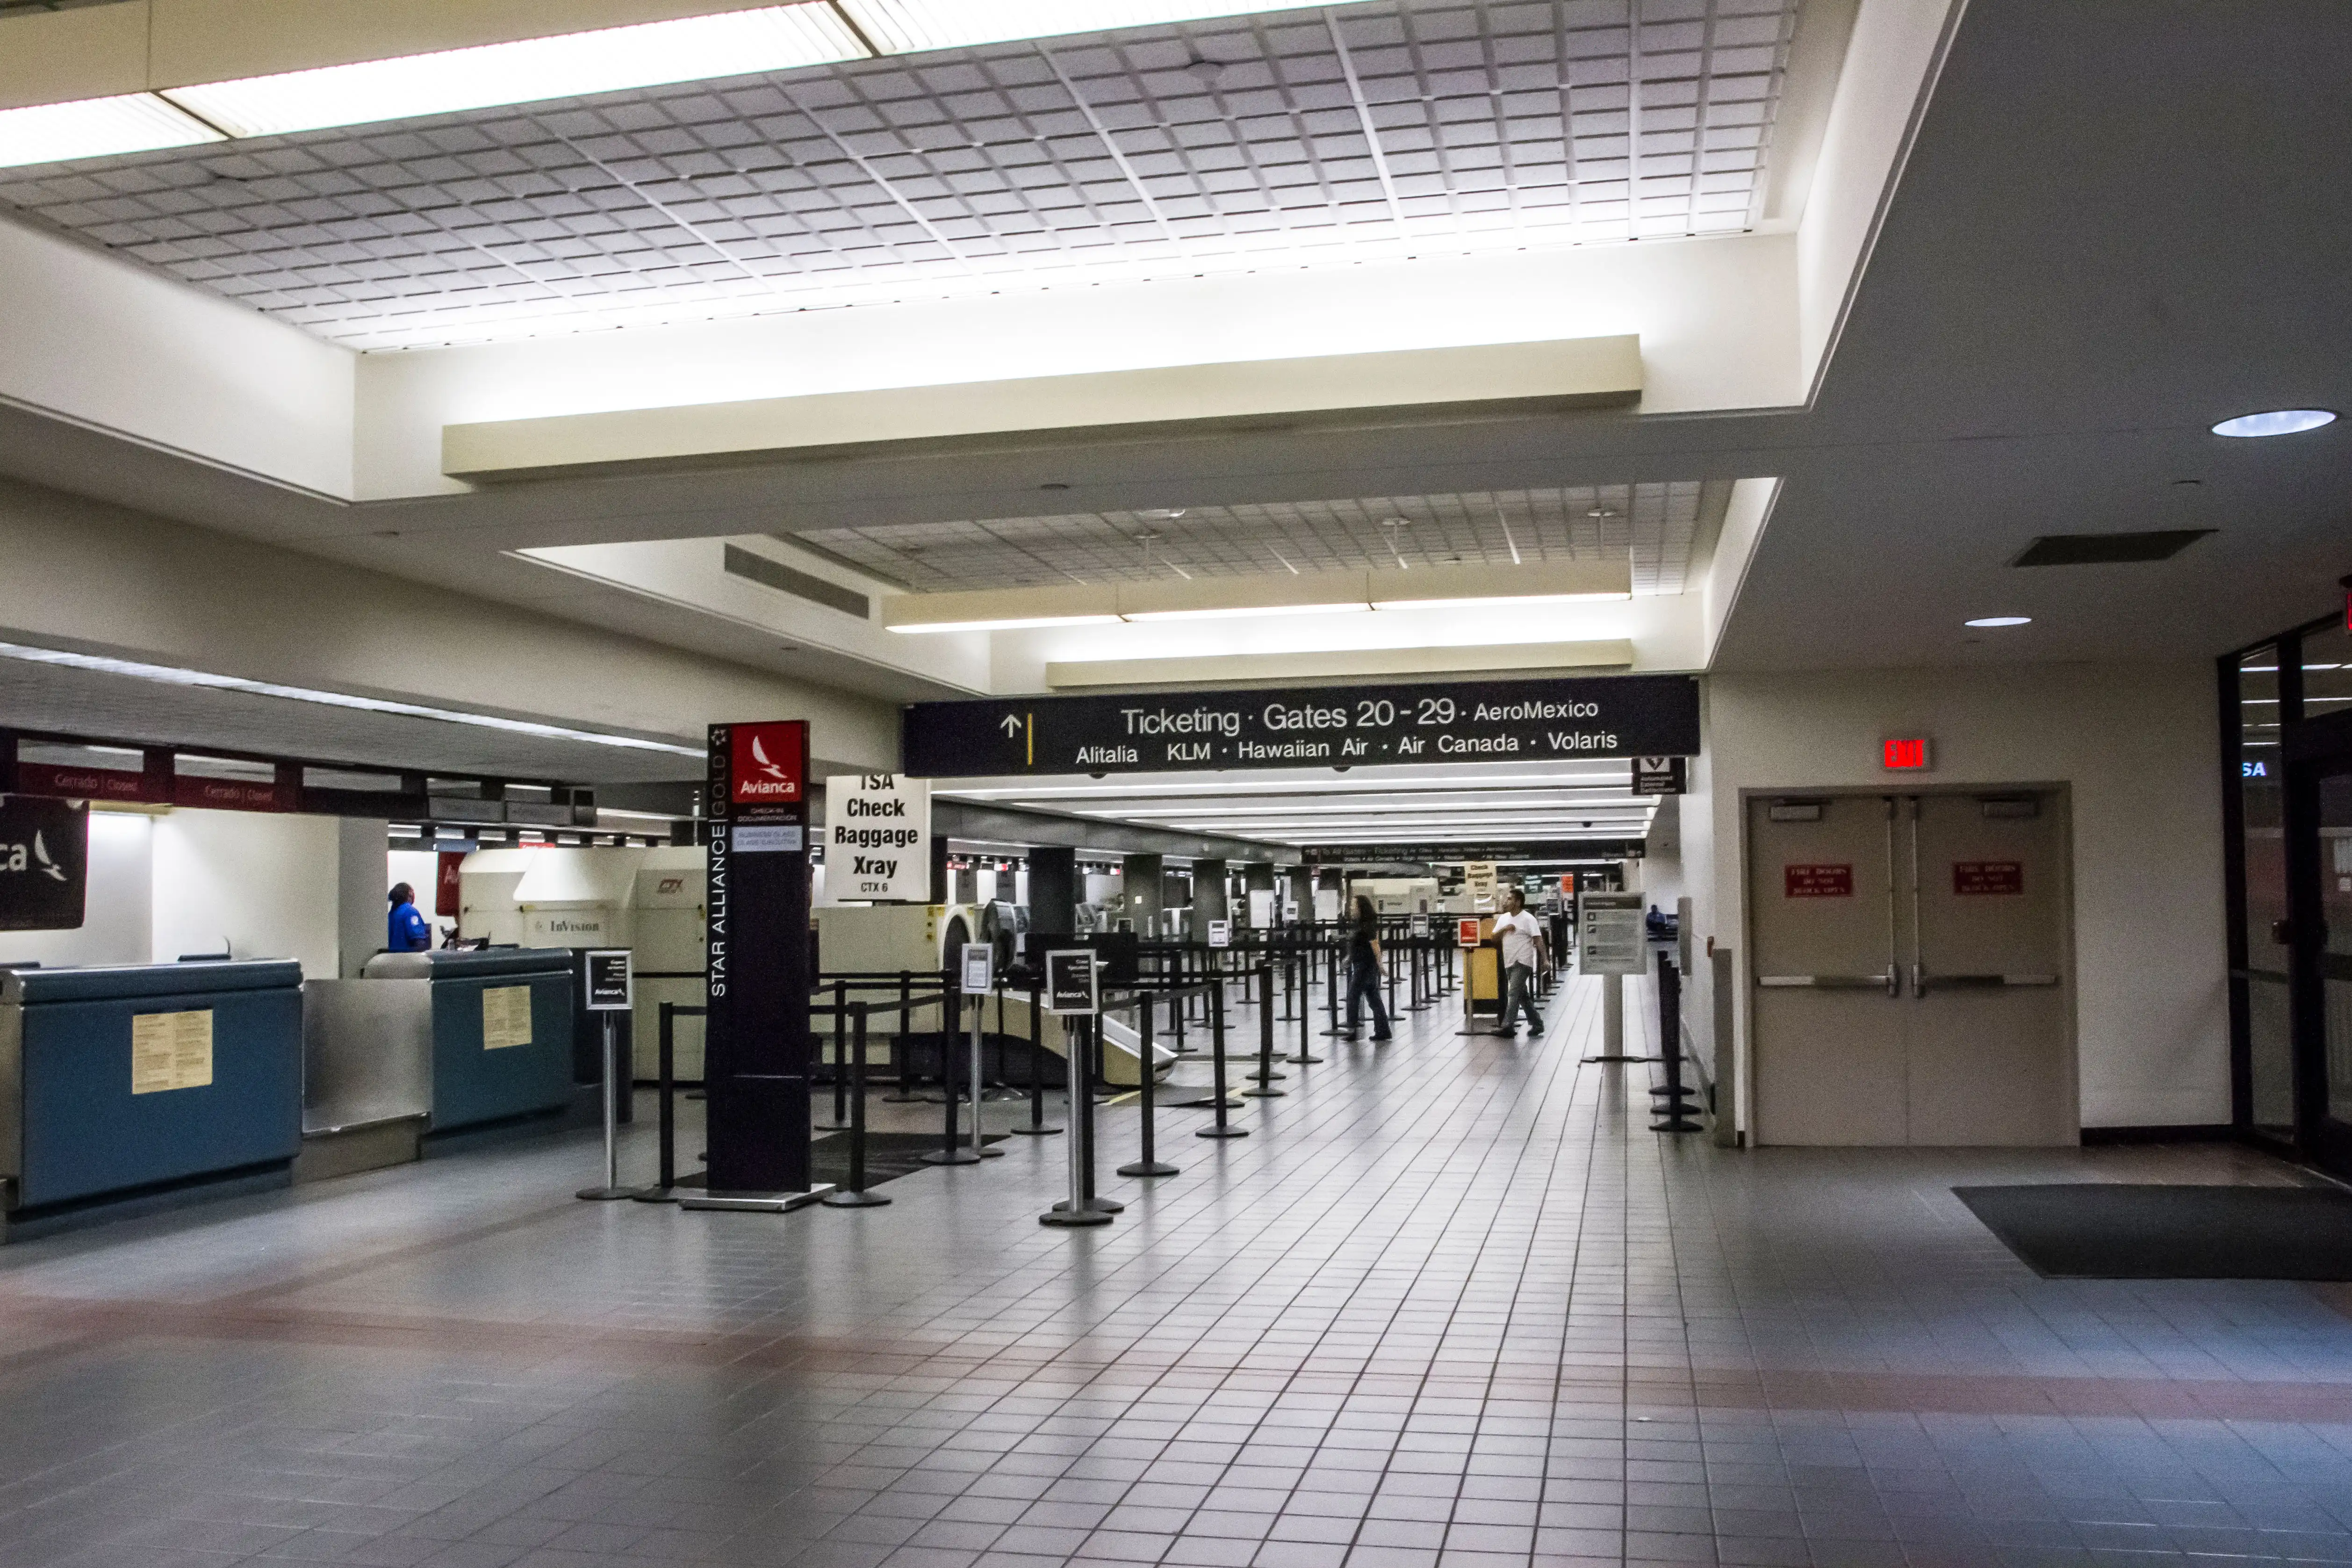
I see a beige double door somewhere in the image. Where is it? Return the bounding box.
[1748,791,2074,1146]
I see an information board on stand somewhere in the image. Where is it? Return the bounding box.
[1576,892,1647,977]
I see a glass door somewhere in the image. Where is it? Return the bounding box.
[2295,757,2352,1171]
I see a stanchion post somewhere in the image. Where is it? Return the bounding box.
[825,1003,892,1206]
[1200,970,1246,1139]
[632,1000,679,1201]
[1014,976,1059,1135]
[1118,1002,1176,1176]
[971,990,1002,1159]
[1321,936,1343,1036]
[819,979,851,1130]
[577,1012,632,1200]
[1651,955,1703,1133]
[1286,955,1320,1064]
[1245,962,1286,1098]
[924,980,983,1165]
[885,970,922,1101]
[1043,1009,1114,1226]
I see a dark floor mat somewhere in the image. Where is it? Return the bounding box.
[1954,1183,2352,1280]
[669,1132,1008,1194]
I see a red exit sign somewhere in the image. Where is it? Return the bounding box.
[1882,737,1933,771]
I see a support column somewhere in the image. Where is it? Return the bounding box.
[1243,862,1275,925]
[1027,846,1077,936]
[1193,858,1228,933]
[1122,852,1163,933]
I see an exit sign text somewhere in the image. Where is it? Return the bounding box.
[1882,737,1932,771]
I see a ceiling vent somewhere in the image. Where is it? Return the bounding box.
[2011,529,2213,567]
[723,545,869,619]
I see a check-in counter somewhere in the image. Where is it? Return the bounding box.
[0,961,303,1218]
[303,949,574,1138]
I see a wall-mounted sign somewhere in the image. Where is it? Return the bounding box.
[1953,861,2024,896]
[904,675,1699,777]
[730,721,806,805]
[1464,862,1500,905]
[818,773,930,904]
[0,796,86,931]
[1632,756,1686,795]
[1881,737,1933,771]
[584,949,634,1011]
[1784,864,1855,899]
[1045,949,1098,1015]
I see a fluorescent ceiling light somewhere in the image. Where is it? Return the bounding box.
[892,614,1121,633]
[1964,616,2032,628]
[1120,603,1369,623]
[0,94,223,169]
[0,640,704,757]
[2211,409,2337,438]
[838,0,1330,53]
[1370,591,1632,611]
[162,4,865,137]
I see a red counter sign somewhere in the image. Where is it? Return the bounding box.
[1953,861,2023,895]
[1784,863,1854,898]
[729,721,806,805]
[1457,918,1482,947]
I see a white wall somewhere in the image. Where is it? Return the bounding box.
[1690,662,2227,1131]
[0,215,354,497]
[0,809,153,969]
[151,810,343,976]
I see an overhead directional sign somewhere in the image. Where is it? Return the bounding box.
[902,675,1698,777]
[1301,840,1644,865]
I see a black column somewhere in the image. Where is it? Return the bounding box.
[1028,846,1078,936]
[704,721,813,1195]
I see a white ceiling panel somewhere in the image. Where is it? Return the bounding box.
[0,0,1800,348]
[793,478,1714,592]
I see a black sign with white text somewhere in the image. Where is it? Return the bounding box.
[903,675,1698,777]
[1045,950,1099,1015]
[1632,756,1688,795]
[584,949,633,1012]
[0,796,86,932]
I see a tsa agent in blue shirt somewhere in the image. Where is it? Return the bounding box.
[388,883,433,951]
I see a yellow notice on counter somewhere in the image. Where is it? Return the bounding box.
[131,1009,214,1094]
[482,985,534,1050]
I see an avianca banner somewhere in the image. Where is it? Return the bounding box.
[729,721,806,806]
[0,795,87,932]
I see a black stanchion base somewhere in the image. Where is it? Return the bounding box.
[1010,1123,1064,1136]
[630,1185,682,1205]
[822,1187,893,1207]
[1116,1159,1180,1177]
[576,1185,635,1201]
[1650,1118,1704,1134]
[813,1119,854,1132]
[1246,1069,1287,1082]
[1040,1205,1113,1227]
[973,1145,1007,1159]
[1052,1195,1124,1214]
[1175,1096,1242,1109]
[1582,1055,1661,1065]
[920,1148,986,1165]
[1284,1052,1324,1065]
[1241,1085,1287,1098]
[1196,1123,1250,1139]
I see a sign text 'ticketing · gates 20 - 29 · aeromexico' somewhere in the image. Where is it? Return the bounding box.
[900,675,1698,778]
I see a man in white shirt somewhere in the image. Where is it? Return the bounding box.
[1495,889,1549,1036]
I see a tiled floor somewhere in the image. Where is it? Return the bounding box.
[0,973,2347,1568]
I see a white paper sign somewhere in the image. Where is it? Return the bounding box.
[1207,918,1230,948]
[960,941,994,993]
[819,773,931,903]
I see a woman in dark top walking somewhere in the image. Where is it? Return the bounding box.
[1344,894,1394,1041]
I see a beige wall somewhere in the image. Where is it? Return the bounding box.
[1685,662,2227,1132]
[0,476,898,772]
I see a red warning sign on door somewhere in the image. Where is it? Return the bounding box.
[1784,864,1854,898]
[1953,861,2024,895]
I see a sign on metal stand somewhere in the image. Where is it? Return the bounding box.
[1040,950,1111,1227]
[1206,918,1230,949]
[1577,892,1649,1065]
[576,949,634,1201]
[958,943,1002,1162]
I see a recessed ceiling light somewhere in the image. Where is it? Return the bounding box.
[1964,616,2032,628]
[2211,409,2337,438]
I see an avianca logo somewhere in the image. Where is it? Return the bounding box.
[730,723,804,802]
[2,832,67,881]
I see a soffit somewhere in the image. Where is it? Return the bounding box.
[0,0,1802,349]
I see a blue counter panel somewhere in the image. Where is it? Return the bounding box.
[18,984,302,1209]
[428,972,573,1132]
